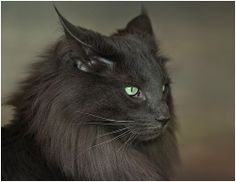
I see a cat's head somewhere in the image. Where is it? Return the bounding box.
[9,7,174,143]
[33,7,174,142]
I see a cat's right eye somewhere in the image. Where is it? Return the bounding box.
[162,84,166,93]
[162,83,169,94]
[125,86,139,96]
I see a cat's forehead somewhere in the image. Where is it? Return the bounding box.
[110,36,166,84]
[111,35,151,55]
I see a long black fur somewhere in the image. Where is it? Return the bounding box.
[2,7,179,180]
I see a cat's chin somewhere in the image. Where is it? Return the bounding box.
[136,132,161,142]
[134,129,163,142]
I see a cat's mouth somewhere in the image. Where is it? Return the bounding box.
[132,126,165,142]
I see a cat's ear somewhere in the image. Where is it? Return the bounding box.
[54,6,98,53]
[54,6,115,74]
[124,9,154,36]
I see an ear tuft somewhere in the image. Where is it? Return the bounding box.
[54,6,117,57]
[141,4,148,16]
[54,5,95,50]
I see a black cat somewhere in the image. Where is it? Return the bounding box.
[1,6,179,180]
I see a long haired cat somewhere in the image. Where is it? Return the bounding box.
[2,6,179,180]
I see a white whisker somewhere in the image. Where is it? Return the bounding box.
[79,130,130,155]
[96,126,132,139]
[75,111,134,123]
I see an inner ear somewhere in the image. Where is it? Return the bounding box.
[59,36,115,76]
[56,37,114,76]
[75,55,114,74]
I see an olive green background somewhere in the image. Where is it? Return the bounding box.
[2,2,234,180]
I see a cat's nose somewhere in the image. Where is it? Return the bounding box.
[155,103,170,126]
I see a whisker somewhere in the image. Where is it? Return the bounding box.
[96,126,132,139]
[79,130,130,155]
[118,132,136,154]
[85,122,127,126]
[92,130,130,149]
[118,133,137,165]
[80,121,157,127]
[75,111,134,123]
[118,134,132,153]
[124,133,137,155]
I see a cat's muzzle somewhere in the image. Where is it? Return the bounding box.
[133,120,169,142]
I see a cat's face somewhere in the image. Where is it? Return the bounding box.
[54,7,172,142]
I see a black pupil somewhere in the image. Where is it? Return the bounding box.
[131,87,139,96]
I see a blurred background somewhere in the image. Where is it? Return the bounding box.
[1,2,234,180]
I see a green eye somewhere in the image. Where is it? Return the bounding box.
[125,86,139,96]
